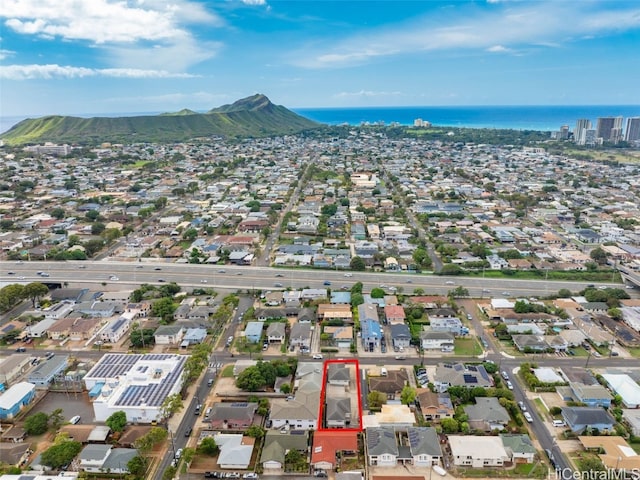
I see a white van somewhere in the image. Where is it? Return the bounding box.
[552,419,566,427]
[380,368,388,377]
[69,415,81,425]
[205,407,212,418]
[523,412,533,423]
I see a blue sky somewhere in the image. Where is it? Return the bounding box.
[1,0,639,117]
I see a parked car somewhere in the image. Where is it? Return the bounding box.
[312,354,323,359]
[506,380,514,390]
[69,415,81,425]
[175,448,183,459]
[518,401,527,412]
[185,427,193,437]
[16,347,26,353]
[243,474,258,479]
[523,412,533,423]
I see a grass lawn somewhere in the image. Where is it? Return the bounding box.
[630,441,640,455]
[221,365,234,377]
[626,347,640,358]
[534,398,549,419]
[454,337,482,356]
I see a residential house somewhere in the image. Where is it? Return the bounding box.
[434,363,493,393]
[78,444,137,474]
[48,316,103,341]
[209,402,258,429]
[500,434,536,464]
[384,305,406,324]
[154,325,184,345]
[325,397,351,428]
[317,304,353,323]
[416,390,454,422]
[561,407,616,434]
[368,369,409,400]
[327,364,350,386]
[269,363,321,430]
[100,315,133,343]
[390,324,411,349]
[569,382,612,408]
[449,435,509,467]
[261,430,310,470]
[298,307,316,323]
[0,355,32,385]
[407,427,443,467]
[578,436,640,471]
[182,327,207,346]
[244,322,264,344]
[255,308,287,321]
[367,427,399,467]
[429,317,467,336]
[323,325,353,349]
[464,397,510,432]
[310,430,358,471]
[266,323,286,343]
[420,330,455,351]
[511,334,550,352]
[289,323,311,349]
[361,318,382,351]
[215,433,255,469]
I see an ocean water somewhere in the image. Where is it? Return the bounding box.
[2,105,639,136]
[293,105,640,131]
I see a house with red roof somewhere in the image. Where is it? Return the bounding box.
[311,430,358,471]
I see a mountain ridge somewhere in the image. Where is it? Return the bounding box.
[0,94,321,146]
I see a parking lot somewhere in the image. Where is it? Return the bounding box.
[30,391,95,425]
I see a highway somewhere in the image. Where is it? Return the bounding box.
[0,260,624,298]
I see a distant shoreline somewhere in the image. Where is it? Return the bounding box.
[2,104,639,136]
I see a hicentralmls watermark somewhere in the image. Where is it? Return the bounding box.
[551,468,640,480]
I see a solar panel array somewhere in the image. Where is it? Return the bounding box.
[115,355,187,407]
[87,354,141,379]
[463,374,478,384]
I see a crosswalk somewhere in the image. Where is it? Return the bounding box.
[209,362,223,369]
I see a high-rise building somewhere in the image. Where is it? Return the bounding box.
[625,117,640,142]
[596,116,623,142]
[559,125,570,140]
[574,119,591,145]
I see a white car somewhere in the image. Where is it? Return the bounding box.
[175,448,183,459]
[69,415,81,425]
[312,354,323,359]
[344,273,353,277]
[109,275,119,281]
[243,474,258,479]
[445,281,455,285]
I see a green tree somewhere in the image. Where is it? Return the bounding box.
[235,366,266,391]
[49,408,65,431]
[400,385,417,405]
[197,437,218,456]
[590,247,608,265]
[50,207,66,219]
[91,222,106,235]
[105,410,127,433]
[24,412,49,435]
[182,447,196,465]
[246,425,266,439]
[350,256,366,271]
[151,297,177,321]
[441,417,459,433]
[159,393,183,422]
[558,288,572,298]
[22,282,49,307]
[130,328,156,348]
[350,292,364,307]
[41,440,82,469]
[85,210,100,221]
[127,455,148,479]
[370,287,385,298]
[608,307,622,321]
[367,390,387,409]
[163,466,177,480]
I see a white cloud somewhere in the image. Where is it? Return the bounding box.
[0,64,198,80]
[241,0,267,5]
[1,0,220,43]
[0,48,15,60]
[486,45,510,53]
[291,2,640,69]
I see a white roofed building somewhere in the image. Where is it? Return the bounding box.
[84,353,187,423]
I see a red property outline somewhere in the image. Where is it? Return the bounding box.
[317,358,363,432]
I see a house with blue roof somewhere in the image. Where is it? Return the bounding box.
[361,319,382,351]
[244,322,264,343]
[331,292,351,304]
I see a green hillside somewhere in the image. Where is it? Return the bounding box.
[1,94,321,146]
